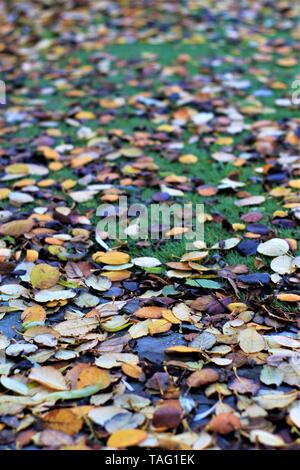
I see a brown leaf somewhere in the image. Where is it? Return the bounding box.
[187,368,219,388]
[208,413,241,434]
[152,400,182,430]
[42,408,83,435]
[135,306,170,319]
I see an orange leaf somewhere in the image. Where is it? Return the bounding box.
[277,293,300,302]
[42,408,83,435]
[208,413,241,434]
[107,429,147,448]
[121,363,143,380]
[135,306,171,319]
[187,369,219,388]
[76,366,111,390]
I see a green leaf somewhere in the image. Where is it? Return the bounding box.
[143,266,164,274]
[162,285,179,296]
[186,279,222,289]
[44,384,103,402]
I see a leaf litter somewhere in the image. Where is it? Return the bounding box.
[0,0,299,451]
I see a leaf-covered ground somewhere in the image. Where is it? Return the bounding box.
[0,0,299,450]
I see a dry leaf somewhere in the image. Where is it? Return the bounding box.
[239,328,265,353]
[208,413,241,434]
[29,366,68,391]
[187,369,219,388]
[107,429,147,448]
[53,317,99,337]
[42,408,83,435]
[30,264,60,289]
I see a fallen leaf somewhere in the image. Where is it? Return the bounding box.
[239,328,265,353]
[107,429,147,448]
[250,430,285,448]
[187,369,219,388]
[29,366,68,391]
[30,264,60,289]
[53,317,99,337]
[208,413,241,434]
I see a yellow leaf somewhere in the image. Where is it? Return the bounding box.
[277,57,297,67]
[148,319,171,335]
[75,111,96,120]
[165,227,189,237]
[49,162,63,171]
[0,219,34,237]
[157,124,174,132]
[162,310,181,324]
[6,163,29,174]
[61,179,77,190]
[30,264,60,289]
[179,154,198,164]
[76,366,111,390]
[25,249,39,262]
[21,305,46,324]
[101,270,131,281]
[232,223,245,231]
[289,179,300,189]
[94,251,130,265]
[165,346,202,354]
[277,293,300,302]
[107,429,147,448]
[215,137,233,145]
[269,187,291,197]
[39,147,59,160]
[239,328,265,353]
[0,188,10,200]
[71,154,95,169]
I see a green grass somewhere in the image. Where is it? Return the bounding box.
[2,27,299,314]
